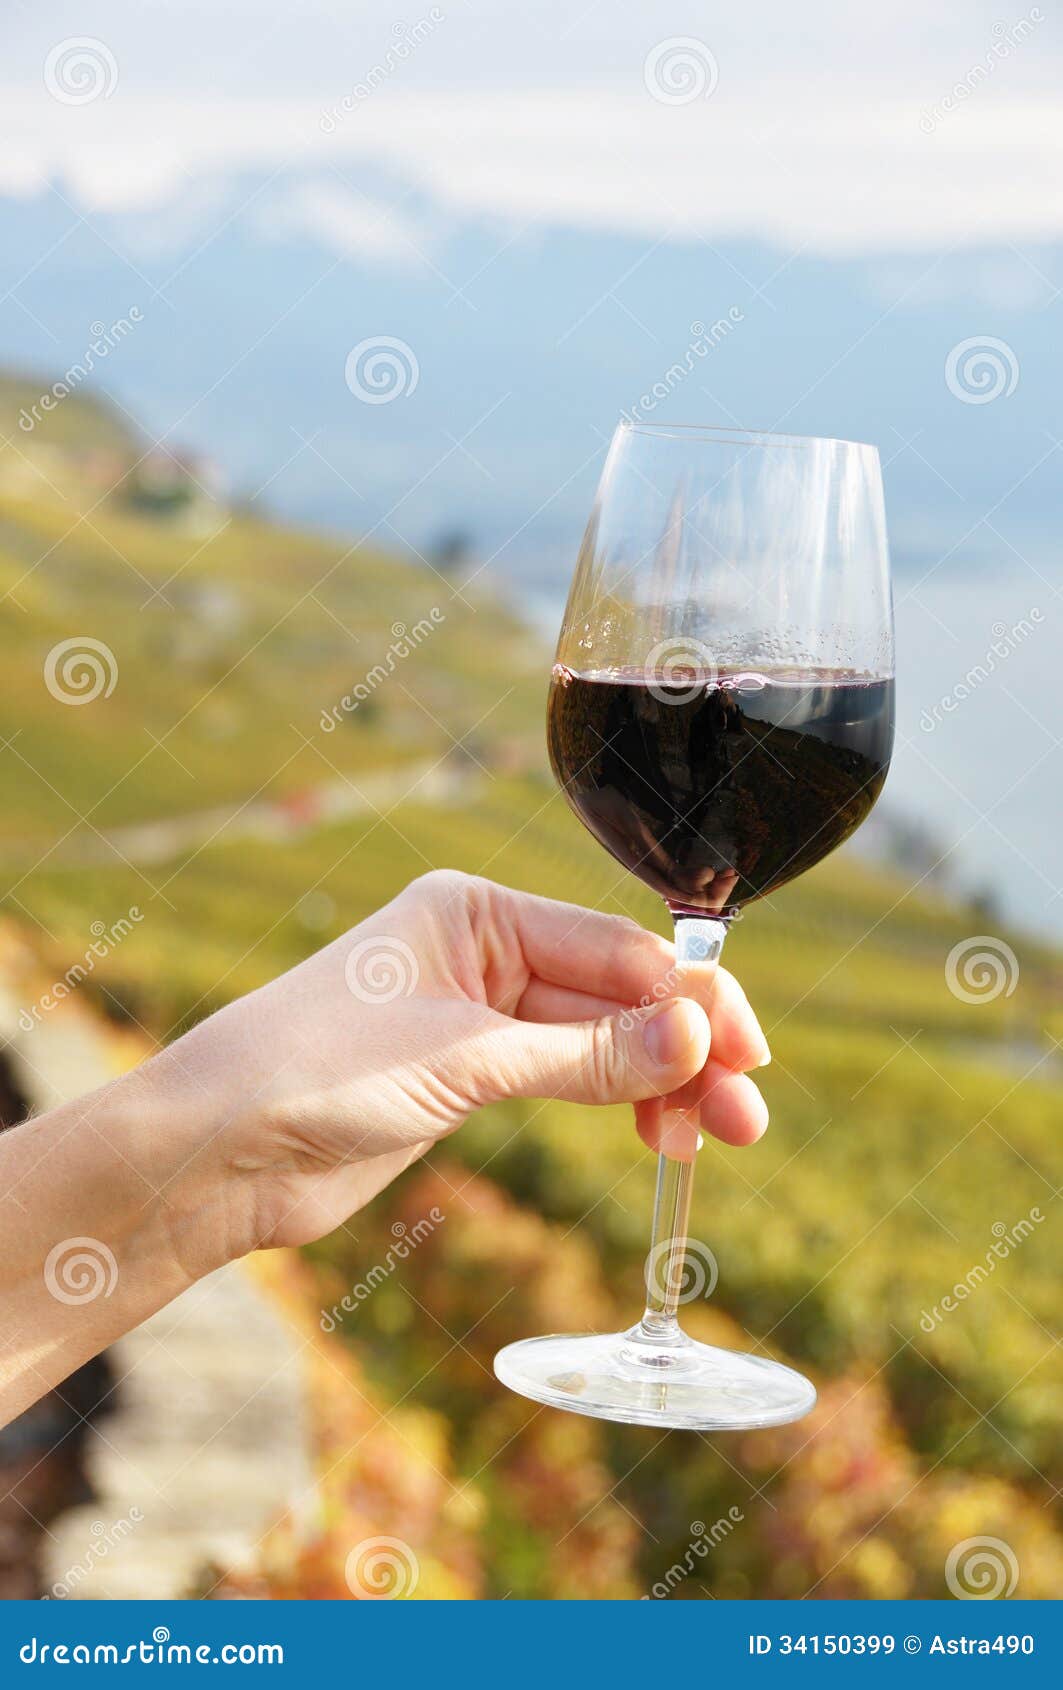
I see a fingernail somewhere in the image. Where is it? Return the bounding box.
[754,1040,772,1068]
[642,1001,692,1069]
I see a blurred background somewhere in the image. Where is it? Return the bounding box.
[0,0,1060,1601]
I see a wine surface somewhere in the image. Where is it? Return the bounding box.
[547,666,894,913]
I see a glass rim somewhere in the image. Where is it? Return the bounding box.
[617,420,878,453]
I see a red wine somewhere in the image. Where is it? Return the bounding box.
[547,665,894,914]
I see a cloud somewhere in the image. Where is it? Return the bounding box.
[865,252,1059,312]
[254,181,435,266]
[1,83,1062,255]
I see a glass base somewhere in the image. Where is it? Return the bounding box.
[493,1322,816,1431]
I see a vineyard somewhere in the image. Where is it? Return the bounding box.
[1,387,1061,1599]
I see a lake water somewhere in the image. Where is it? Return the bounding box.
[890,569,1061,942]
[510,561,1062,945]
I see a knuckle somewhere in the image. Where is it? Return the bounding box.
[608,912,648,947]
[588,1016,625,1095]
[410,868,474,902]
[612,913,644,936]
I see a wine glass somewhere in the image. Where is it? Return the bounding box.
[493,422,894,1430]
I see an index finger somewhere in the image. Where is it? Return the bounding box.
[499,886,676,1004]
[498,887,769,1073]
[676,963,770,1073]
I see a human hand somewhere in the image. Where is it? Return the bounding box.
[175,871,770,1252]
[0,871,771,1426]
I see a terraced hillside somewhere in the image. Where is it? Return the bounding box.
[1,382,1060,1599]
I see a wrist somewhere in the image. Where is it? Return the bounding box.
[35,1041,252,1297]
[113,1027,266,1276]
[0,1056,244,1426]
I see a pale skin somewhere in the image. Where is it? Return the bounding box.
[0,871,770,1430]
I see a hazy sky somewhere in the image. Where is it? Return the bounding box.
[4,0,1062,254]
[3,2,1061,937]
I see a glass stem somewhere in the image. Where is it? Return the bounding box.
[640,915,729,1343]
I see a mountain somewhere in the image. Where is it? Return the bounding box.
[1,168,1060,594]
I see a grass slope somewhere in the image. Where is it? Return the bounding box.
[1,397,1060,1590]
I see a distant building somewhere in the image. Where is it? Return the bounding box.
[429,527,475,579]
[124,449,226,532]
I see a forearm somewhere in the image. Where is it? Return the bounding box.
[0,875,773,1427]
[0,1053,243,1428]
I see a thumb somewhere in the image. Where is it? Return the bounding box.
[488,998,711,1106]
